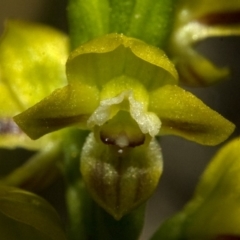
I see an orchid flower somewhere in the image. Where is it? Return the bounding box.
[0,0,238,223]
[11,31,235,218]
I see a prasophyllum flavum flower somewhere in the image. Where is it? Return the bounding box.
[152,138,240,240]
[14,33,235,219]
[169,0,240,86]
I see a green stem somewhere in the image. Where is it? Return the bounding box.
[67,0,177,49]
[67,0,109,49]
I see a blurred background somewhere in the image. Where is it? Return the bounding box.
[0,1,240,239]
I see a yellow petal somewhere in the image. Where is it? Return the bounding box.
[67,33,178,90]
[149,84,235,145]
[14,83,99,139]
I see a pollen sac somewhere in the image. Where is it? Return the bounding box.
[80,133,163,220]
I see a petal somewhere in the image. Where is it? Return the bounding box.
[80,133,163,220]
[14,83,99,139]
[149,84,235,145]
[151,137,240,239]
[67,33,178,90]
[169,0,240,86]
[0,20,69,148]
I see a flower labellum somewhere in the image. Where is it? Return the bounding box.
[81,133,163,220]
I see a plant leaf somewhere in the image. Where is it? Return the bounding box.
[0,185,66,240]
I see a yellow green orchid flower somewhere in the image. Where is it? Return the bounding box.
[11,32,234,218]
[1,0,240,239]
[0,0,238,221]
[152,137,240,240]
[169,0,240,86]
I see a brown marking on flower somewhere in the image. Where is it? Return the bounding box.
[198,11,240,26]
[0,118,22,135]
[179,64,208,87]
[35,115,90,128]
[113,152,148,218]
[88,149,125,218]
[161,118,209,134]
[187,64,209,86]
[134,170,148,203]
[14,113,91,139]
[115,154,124,211]
[175,63,208,87]
[89,155,106,202]
[214,235,240,240]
